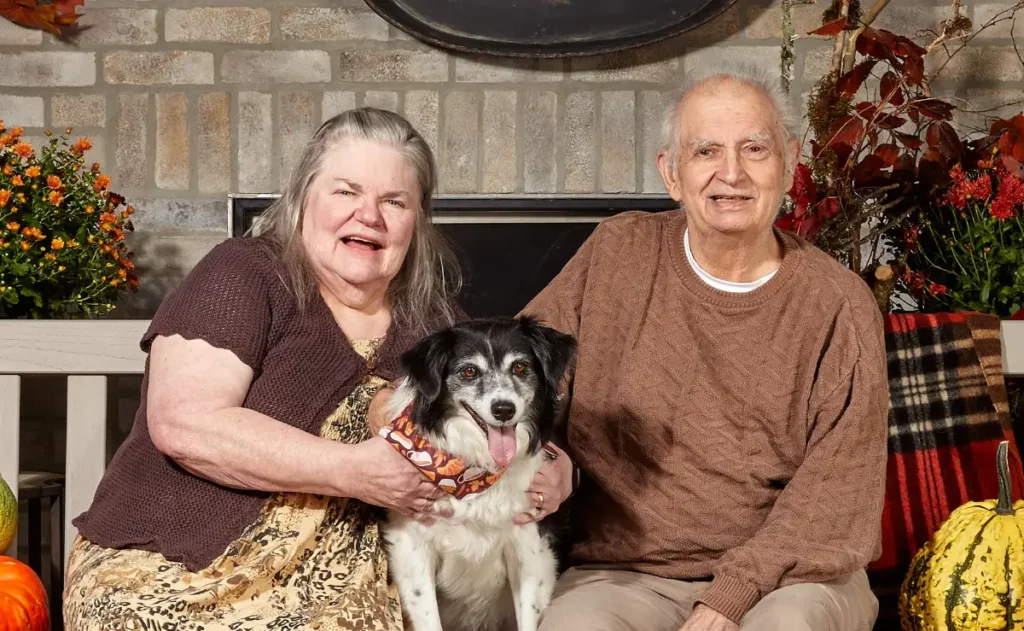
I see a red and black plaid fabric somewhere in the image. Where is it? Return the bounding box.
[868,312,1024,591]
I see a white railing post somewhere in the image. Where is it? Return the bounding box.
[0,375,18,557]
[64,376,107,564]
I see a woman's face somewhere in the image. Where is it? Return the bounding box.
[301,137,421,297]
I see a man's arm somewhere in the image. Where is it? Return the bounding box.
[694,298,889,625]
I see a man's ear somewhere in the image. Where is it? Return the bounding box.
[784,138,802,189]
[656,149,684,202]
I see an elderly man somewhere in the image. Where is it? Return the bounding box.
[524,66,888,631]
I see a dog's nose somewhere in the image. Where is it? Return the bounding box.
[491,400,516,422]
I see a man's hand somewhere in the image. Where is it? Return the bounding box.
[513,443,574,524]
[678,605,739,631]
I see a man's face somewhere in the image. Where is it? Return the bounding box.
[658,78,800,238]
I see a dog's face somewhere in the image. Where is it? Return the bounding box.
[399,317,576,470]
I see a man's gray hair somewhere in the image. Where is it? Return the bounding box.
[660,63,801,174]
[250,107,462,331]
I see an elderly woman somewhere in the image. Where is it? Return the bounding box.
[63,108,482,629]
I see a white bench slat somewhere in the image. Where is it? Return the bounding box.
[0,321,150,374]
[64,376,107,564]
[0,375,19,557]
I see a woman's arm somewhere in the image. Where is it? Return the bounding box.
[147,334,445,517]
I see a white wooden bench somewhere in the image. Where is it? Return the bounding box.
[2,319,1024,563]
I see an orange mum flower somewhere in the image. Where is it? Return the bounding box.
[10,175,22,187]
[94,174,111,191]
[66,239,78,247]
[99,211,117,224]
[84,205,94,215]
[2,165,10,175]
[47,175,61,190]
[19,240,30,251]
[12,142,32,158]
[71,138,92,155]
[44,253,56,261]
[25,166,40,178]
[48,191,63,206]
[5,221,18,231]
[0,190,9,207]
[10,127,23,139]
[51,237,64,250]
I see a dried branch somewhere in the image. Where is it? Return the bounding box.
[928,1,1024,83]
[842,0,893,73]
[925,0,969,53]
[831,0,851,76]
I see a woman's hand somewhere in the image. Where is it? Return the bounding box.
[514,443,574,524]
[348,436,452,523]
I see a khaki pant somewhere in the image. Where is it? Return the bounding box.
[538,566,878,631]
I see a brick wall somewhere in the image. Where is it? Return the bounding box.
[0,0,1022,313]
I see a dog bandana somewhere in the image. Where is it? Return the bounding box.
[379,405,505,499]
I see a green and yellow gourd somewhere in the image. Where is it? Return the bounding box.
[900,440,1024,630]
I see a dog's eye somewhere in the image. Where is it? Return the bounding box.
[461,366,478,379]
[511,361,527,375]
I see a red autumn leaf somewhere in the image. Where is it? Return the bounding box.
[853,154,887,184]
[895,153,917,174]
[833,142,855,169]
[919,148,948,187]
[1013,139,1024,162]
[837,60,878,97]
[828,115,865,148]
[788,163,816,218]
[911,99,955,121]
[992,118,1014,136]
[856,102,878,120]
[876,113,908,129]
[894,37,927,59]
[1001,154,1024,180]
[874,143,900,166]
[1010,114,1024,137]
[856,27,900,62]
[816,197,840,220]
[904,54,925,85]
[809,16,848,36]
[0,0,81,34]
[880,71,905,106]
[926,121,963,160]
[896,132,925,150]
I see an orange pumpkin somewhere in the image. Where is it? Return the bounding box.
[0,556,49,631]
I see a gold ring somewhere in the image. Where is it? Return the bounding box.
[536,492,544,508]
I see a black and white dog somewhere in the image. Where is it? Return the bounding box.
[382,316,576,631]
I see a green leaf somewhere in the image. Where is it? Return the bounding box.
[982,282,991,303]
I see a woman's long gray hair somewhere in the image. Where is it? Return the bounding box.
[250,107,462,331]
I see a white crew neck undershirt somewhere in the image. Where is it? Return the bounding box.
[683,228,777,293]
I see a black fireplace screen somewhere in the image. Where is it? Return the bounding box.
[229,196,677,318]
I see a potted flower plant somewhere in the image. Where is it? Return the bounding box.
[0,121,139,319]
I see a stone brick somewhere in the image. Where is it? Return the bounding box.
[0,95,44,128]
[124,232,228,312]
[641,91,670,194]
[685,46,780,76]
[563,92,595,194]
[745,4,823,39]
[237,92,274,194]
[0,52,95,87]
[931,47,1023,83]
[105,51,213,85]
[958,89,1024,134]
[129,198,228,233]
[872,6,952,34]
[601,91,636,193]
[155,93,189,190]
[323,91,357,121]
[974,5,1022,39]
[0,17,43,45]
[279,92,316,184]
[62,9,158,46]
[481,91,516,193]
[441,92,479,194]
[280,8,388,41]
[364,91,399,112]
[455,57,562,82]
[404,90,438,153]
[338,50,448,82]
[198,93,230,194]
[802,46,834,82]
[222,51,330,84]
[52,94,106,128]
[570,46,678,83]
[165,8,270,44]
[116,93,148,188]
[523,92,557,193]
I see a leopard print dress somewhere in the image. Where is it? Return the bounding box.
[63,339,403,631]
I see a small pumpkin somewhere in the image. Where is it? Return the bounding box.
[0,556,49,631]
[899,440,1024,630]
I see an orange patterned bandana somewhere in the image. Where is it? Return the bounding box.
[379,405,505,499]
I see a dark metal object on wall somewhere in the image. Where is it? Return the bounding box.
[361,0,738,58]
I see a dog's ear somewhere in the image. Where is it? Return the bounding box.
[518,316,577,394]
[400,328,454,404]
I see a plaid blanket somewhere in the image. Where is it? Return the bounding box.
[868,312,1024,589]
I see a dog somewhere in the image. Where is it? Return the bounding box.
[380,316,576,631]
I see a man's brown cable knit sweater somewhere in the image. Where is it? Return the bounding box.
[522,209,889,624]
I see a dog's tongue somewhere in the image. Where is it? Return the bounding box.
[486,425,516,468]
